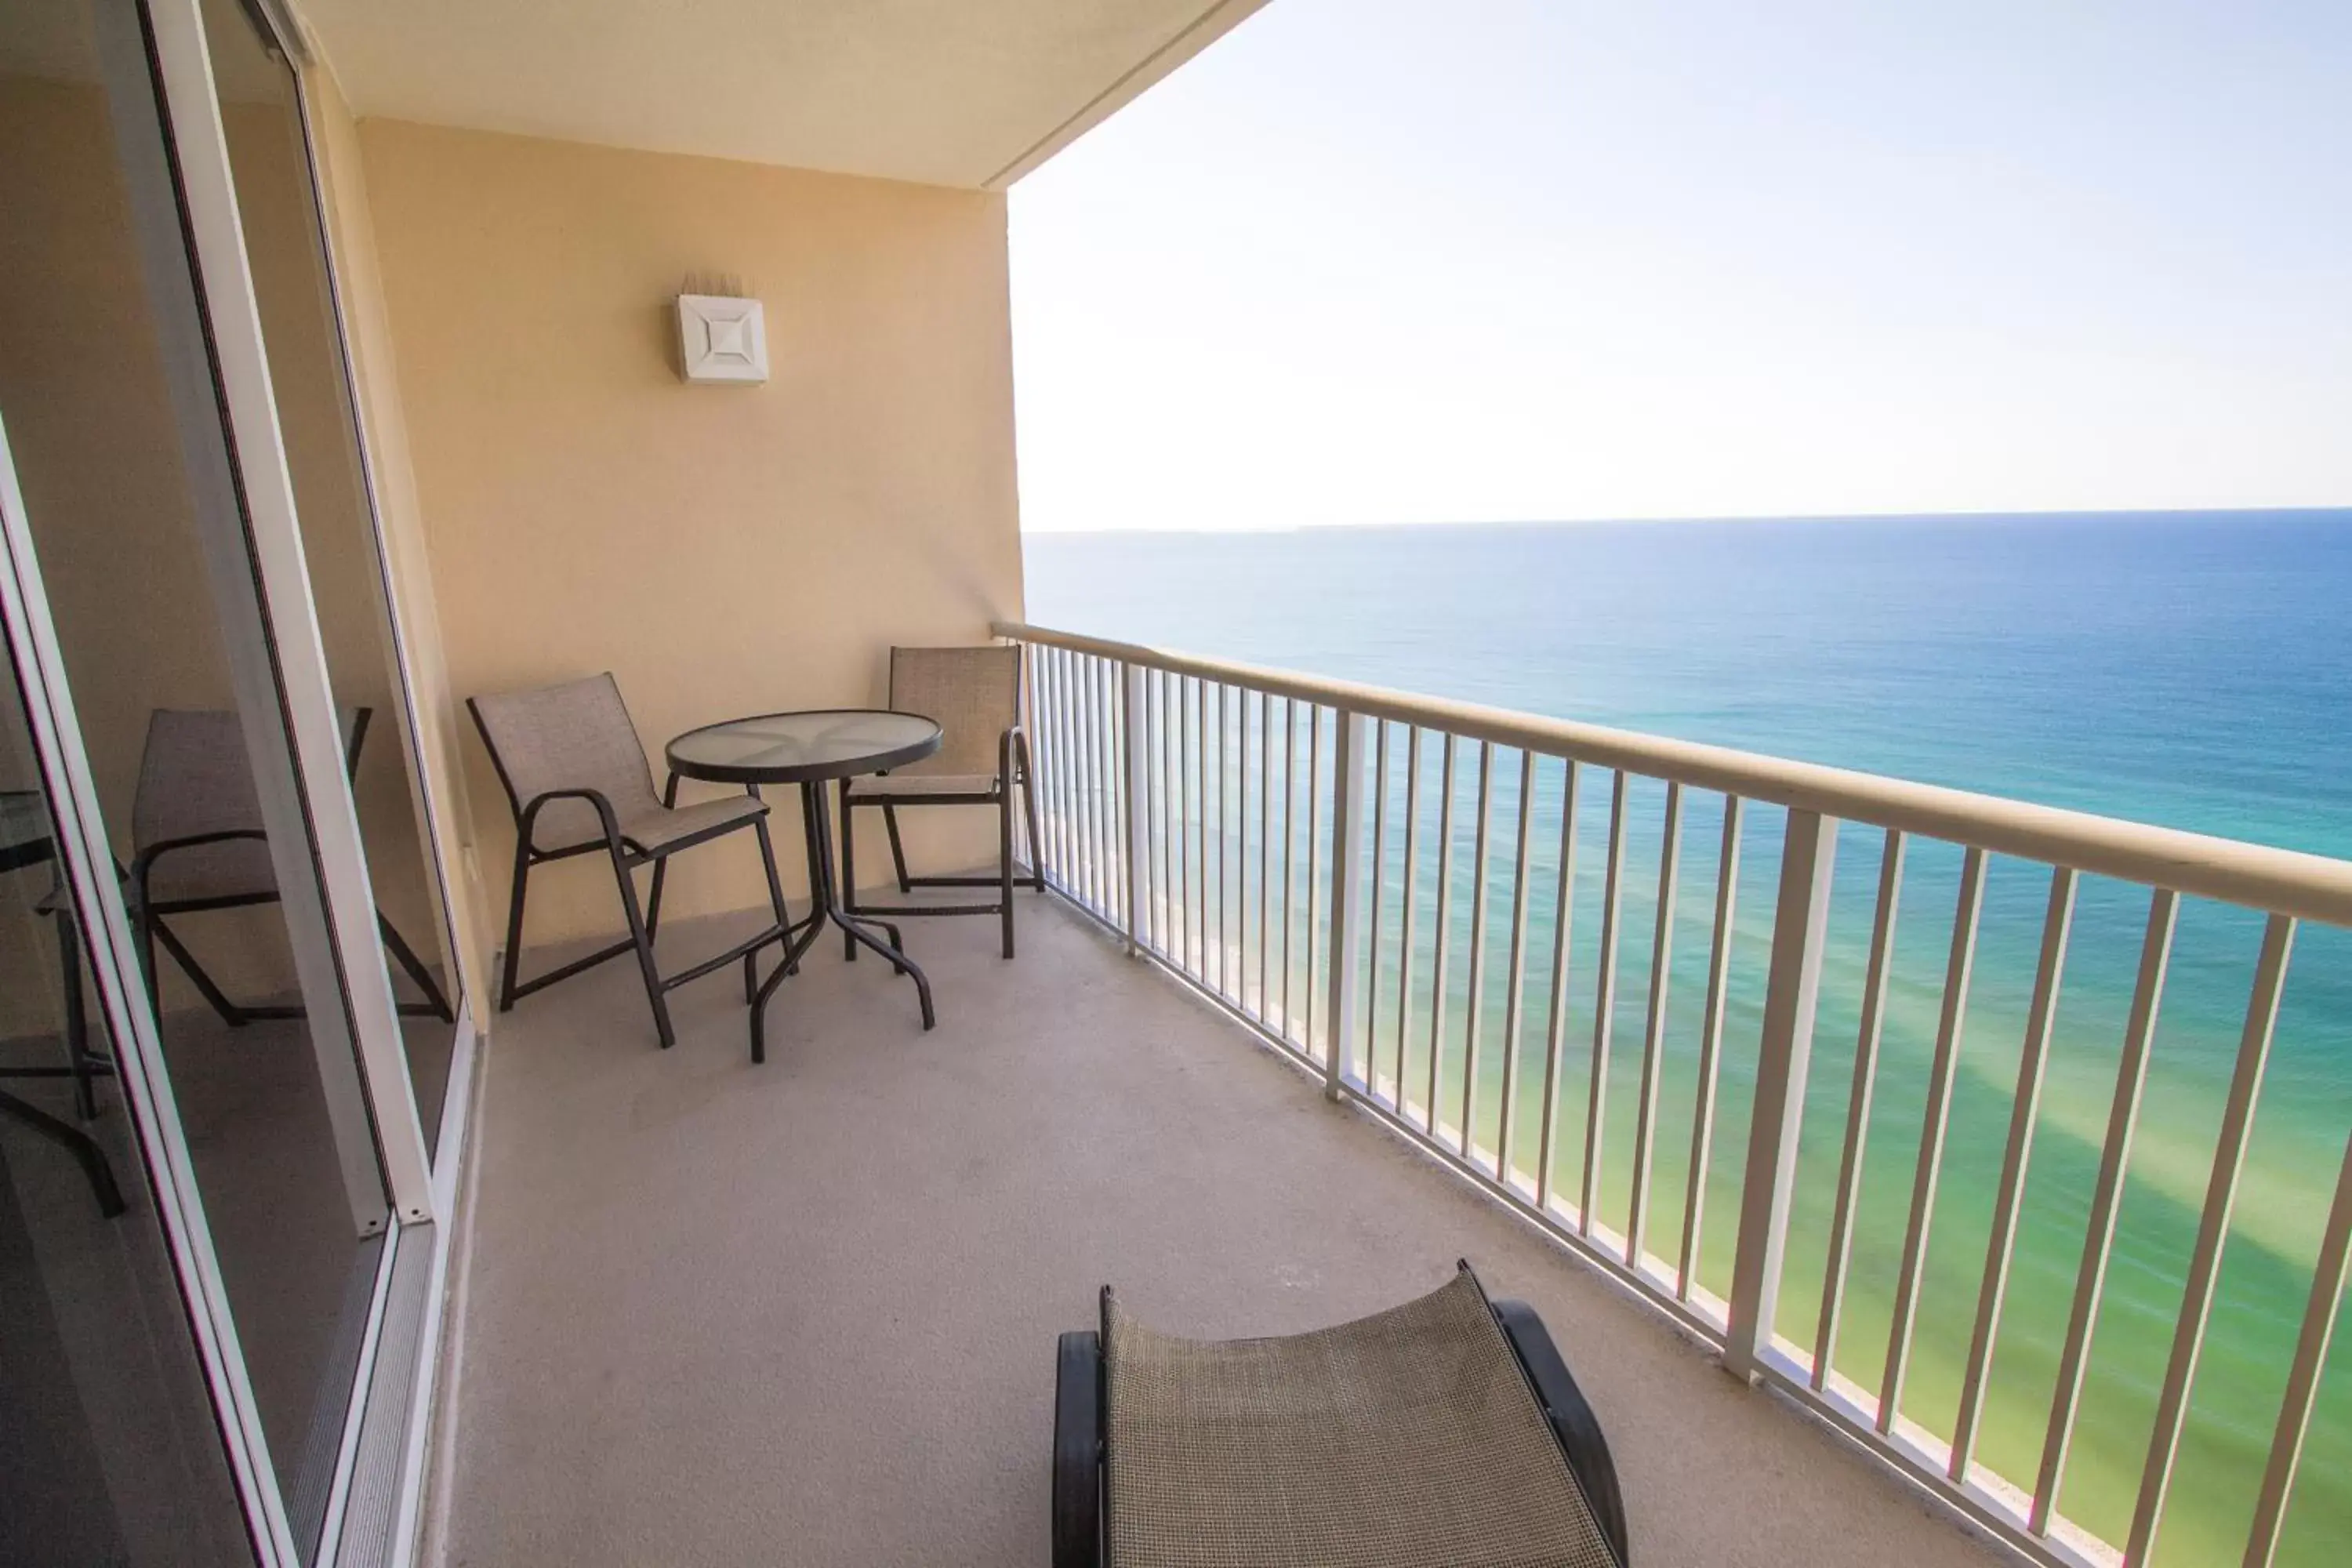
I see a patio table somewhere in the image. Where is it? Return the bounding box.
[666,710,942,1058]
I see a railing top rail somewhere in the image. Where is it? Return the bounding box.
[996,619,2352,927]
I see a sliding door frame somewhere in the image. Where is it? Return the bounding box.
[141,0,437,1226]
[0,408,293,1563]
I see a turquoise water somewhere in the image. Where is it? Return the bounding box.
[1025,510,2352,1565]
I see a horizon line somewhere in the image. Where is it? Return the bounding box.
[1018,502,2352,537]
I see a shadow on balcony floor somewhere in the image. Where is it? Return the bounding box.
[441,894,2010,1568]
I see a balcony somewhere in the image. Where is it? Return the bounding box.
[441,898,2004,1568]
[434,627,2352,1568]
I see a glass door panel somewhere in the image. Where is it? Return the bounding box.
[200,0,461,1145]
[0,597,256,1568]
[0,1,390,1555]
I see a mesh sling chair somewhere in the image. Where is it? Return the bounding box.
[1053,1261,1632,1568]
[110,707,453,1029]
[469,673,797,1050]
[840,645,1044,959]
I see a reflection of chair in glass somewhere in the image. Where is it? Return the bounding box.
[129,708,452,1027]
[468,673,796,1050]
[0,789,123,1215]
[841,645,1043,958]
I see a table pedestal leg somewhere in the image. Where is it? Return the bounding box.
[748,780,935,1061]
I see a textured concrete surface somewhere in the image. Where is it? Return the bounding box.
[441,895,2013,1567]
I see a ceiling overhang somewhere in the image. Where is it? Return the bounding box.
[292,0,1268,190]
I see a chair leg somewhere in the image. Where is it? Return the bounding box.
[148,918,245,1028]
[999,789,1016,960]
[379,913,455,1023]
[753,812,797,982]
[499,834,532,1012]
[882,802,913,893]
[56,908,96,1121]
[644,857,669,943]
[608,845,674,1050]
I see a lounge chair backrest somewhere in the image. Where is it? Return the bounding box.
[887,645,1018,777]
[133,706,367,851]
[469,673,661,822]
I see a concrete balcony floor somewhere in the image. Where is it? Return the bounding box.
[439,892,2013,1568]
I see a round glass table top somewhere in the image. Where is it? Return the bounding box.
[666,709,942,784]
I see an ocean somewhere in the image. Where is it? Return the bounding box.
[1024,510,2352,1566]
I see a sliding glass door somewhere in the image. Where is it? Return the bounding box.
[0,1,461,1562]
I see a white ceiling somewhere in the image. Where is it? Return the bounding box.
[292,0,1267,190]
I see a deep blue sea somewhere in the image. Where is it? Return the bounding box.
[1025,510,2352,1566]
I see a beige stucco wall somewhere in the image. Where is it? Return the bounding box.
[353,119,1025,953]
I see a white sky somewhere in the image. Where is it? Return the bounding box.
[1007,0,2352,532]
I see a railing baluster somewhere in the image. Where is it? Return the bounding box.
[1951,863,2077,1475]
[1395,727,1422,1117]
[1461,742,1497,1160]
[1497,750,1538,1182]
[1193,679,1209,971]
[1069,654,1091,909]
[1079,655,1100,912]
[1237,686,1251,1011]
[1325,710,1369,1098]
[1367,720,1390,1093]
[1156,671,1174,951]
[1035,644,1063,884]
[1281,697,1297,1048]
[1679,794,1744,1302]
[1113,663,1129,917]
[2245,1123,2352,1568]
[1018,643,1038,877]
[2032,887,2180,1534]
[1304,706,1323,1056]
[1880,844,1989,1434]
[1052,647,1076,895]
[1215,682,1229,998]
[1426,733,1458,1134]
[1814,826,1907,1382]
[1178,678,1196,967]
[1096,656,1116,915]
[1628,779,1685,1264]
[1258,689,1272,1023]
[1725,806,1838,1381]
[1122,662,1146,950]
[1581,771,1630,1233]
[2126,913,2296,1565]
[1538,760,1582,1212]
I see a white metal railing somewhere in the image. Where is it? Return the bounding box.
[1000,619,2352,1568]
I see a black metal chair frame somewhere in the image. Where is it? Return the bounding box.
[1051,1278,1633,1568]
[841,725,1044,960]
[132,708,454,1031]
[0,826,124,1216]
[470,702,804,1051]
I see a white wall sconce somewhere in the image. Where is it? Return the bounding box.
[677,293,768,384]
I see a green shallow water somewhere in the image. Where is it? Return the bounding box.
[1029,510,2352,1565]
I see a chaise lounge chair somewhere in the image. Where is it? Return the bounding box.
[1054,1261,1632,1568]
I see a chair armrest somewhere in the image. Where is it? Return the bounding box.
[131,829,270,881]
[1492,1298,1632,1566]
[1053,1330,1103,1568]
[515,787,626,852]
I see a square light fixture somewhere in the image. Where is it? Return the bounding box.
[677,294,768,384]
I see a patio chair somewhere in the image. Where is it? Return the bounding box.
[1052,1261,1632,1568]
[840,644,1043,958]
[469,673,795,1050]
[119,707,453,1029]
